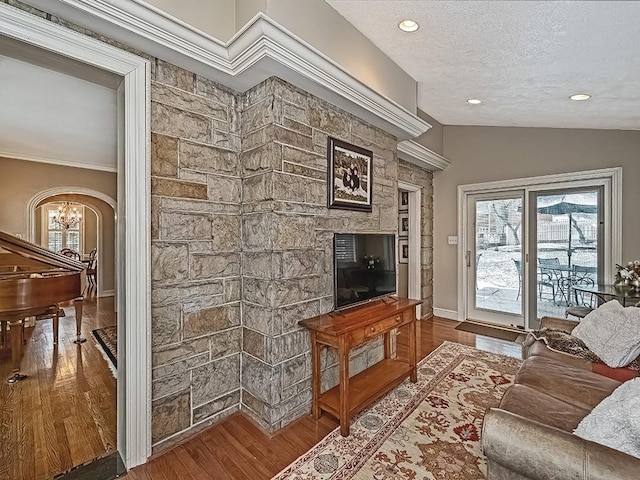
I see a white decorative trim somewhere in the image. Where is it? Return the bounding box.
[433,308,459,320]
[26,187,115,298]
[398,140,450,171]
[0,3,152,469]
[398,181,422,319]
[23,0,431,140]
[457,167,623,329]
[101,289,116,297]
[0,151,117,172]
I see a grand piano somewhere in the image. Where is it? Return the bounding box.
[0,231,84,383]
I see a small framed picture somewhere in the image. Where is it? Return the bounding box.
[399,213,409,235]
[400,191,409,207]
[399,239,409,264]
[327,137,373,212]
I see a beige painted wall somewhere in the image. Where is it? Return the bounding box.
[146,0,236,40]
[434,126,640,313]
[264,0,418,112]
[236,0,266,27]
[415,109,444,156]
[0,157,117,292]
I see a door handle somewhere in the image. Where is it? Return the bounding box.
[466,250,471,268]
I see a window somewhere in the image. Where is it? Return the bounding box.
[44,203,84,254]
[335,234,356,262]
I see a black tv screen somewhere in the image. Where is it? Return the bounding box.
[334,233,397,309]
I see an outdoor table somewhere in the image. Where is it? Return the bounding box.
[573,284,640,307]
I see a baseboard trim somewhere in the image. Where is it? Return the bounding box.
[433,308,459,321]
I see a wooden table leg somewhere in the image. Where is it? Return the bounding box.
[8,318,27,383]
[311,331,321,419]
[52,304,60,345]
[338,336,350,436]
[73,296,86,344]
[383,331,392,359]
[409,309,417,383]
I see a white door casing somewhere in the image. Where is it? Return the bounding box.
[0,3,151,468]
[398,181,422,319]
[457,167,622,329]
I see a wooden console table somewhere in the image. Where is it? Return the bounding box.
[299,296,421,436]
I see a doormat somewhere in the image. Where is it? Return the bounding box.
[455,320,525,343]
[272,342,521,479]
[91,325,117,373]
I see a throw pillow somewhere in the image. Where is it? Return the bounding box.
[572,300,640,368]
[574,377,640,458]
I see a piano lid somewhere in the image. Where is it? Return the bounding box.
[0,231,84,272]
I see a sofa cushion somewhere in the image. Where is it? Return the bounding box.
[498,384,590,432]
[572,300,640,368]
[574,378,640,459]
[515,356,620,410]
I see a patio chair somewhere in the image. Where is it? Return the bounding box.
[563,265,597,319]
[538,257,562,304]
[513,259,522,300]
[564,265,597,319]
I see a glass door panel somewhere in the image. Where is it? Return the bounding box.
[467,193,524,327]
[532,188,602,321]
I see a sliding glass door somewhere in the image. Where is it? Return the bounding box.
[465,184,605,329]
[530,188,603,322]
[467,192,525,328]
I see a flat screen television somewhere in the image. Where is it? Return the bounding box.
[334,233,396,310]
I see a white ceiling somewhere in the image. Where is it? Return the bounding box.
[327,1,640,130]
[0,35,119,171]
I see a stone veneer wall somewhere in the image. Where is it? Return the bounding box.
[3,0,435,450]
[239,78,435,431]
[398,160,434,313]
[149,61,244,449]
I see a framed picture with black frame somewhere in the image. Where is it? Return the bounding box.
[327,137,373,212]
[399,238,409,264]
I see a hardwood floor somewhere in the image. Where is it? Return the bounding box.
[0,294,117,480]
[125,316,521,480]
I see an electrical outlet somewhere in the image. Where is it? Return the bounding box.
[447,236,458,245]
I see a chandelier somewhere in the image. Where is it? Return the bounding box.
[53,202,82,230]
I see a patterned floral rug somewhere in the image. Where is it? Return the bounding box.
[272,342,521,480]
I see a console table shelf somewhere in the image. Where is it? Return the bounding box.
[319,358,411,419]
[300,296,422,436]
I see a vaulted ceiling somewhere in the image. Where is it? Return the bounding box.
[327,0,640,130]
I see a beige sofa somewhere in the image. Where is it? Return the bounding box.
[482,316,640,480]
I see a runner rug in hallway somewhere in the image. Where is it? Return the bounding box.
[91,325,117,373]
[272,342,521,480]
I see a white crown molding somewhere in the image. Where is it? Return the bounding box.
[0,150,117,172]
[397,140,451,171]
[23,0,430,140]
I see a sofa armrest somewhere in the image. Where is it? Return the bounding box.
[482,408,640,480]
[539,316,579,333]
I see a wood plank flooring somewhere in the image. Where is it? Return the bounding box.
[0,295,117,480]
[125,316,521,480]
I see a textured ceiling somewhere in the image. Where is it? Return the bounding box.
[327,1,640,130]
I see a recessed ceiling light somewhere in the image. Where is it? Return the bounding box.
[398,20,419,32]
[467,98,482,105]
[570,93,591,101]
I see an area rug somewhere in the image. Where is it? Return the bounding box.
[455,319,525,343]
[272,342,521,480]
[91,325,117,375]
